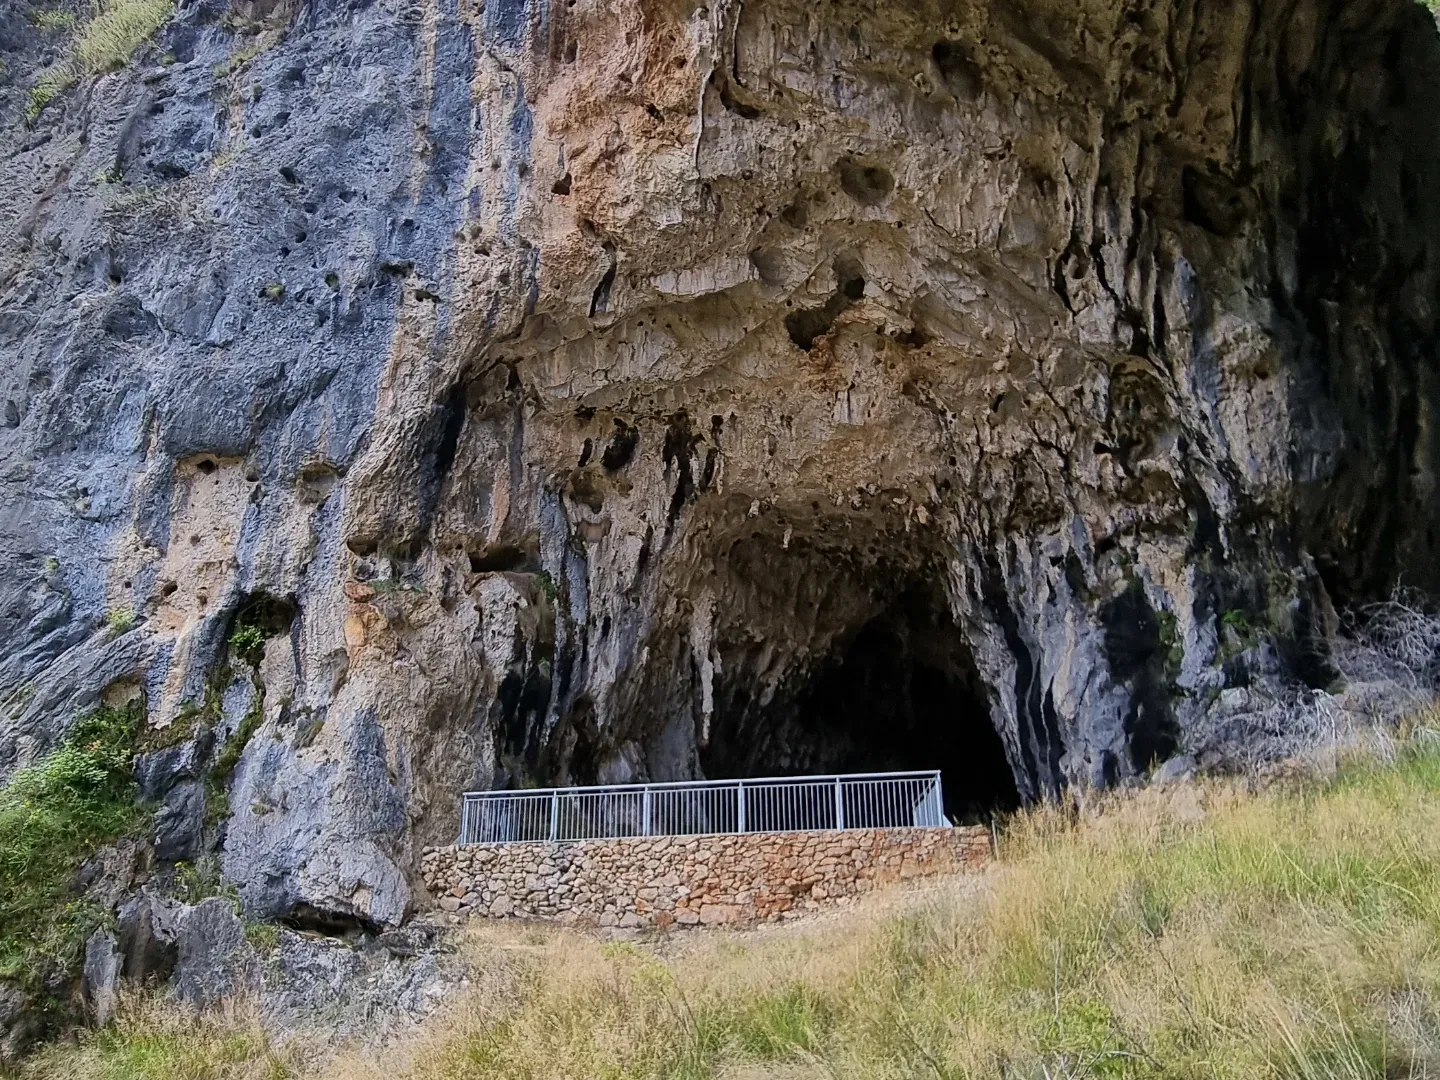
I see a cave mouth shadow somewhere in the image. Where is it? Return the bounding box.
[703,582,1021,824]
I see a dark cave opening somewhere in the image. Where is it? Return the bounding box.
[704,582,1021,824]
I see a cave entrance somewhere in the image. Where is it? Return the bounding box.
[702,579,1020,824]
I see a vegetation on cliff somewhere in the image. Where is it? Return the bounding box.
[24,0,173,121]
[24,722,1440,1079]
[0,703,149,988]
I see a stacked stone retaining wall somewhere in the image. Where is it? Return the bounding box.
[421,826,990,929]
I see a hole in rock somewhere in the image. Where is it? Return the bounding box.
[280,903,380,939]
[469,545,538,573]
[701,554,1020,824]
[931,40,982,100]
[228,591,298,641]
[836,157,895,206]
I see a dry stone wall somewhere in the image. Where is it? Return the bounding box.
[421,826,990,929]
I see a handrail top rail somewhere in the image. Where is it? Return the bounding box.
[461,769,941,800]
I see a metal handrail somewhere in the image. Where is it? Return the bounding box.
[458,769,946,846]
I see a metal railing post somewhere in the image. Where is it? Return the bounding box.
[549,790,559,842]
[642,786,652,836]
[737,780,746,833]
[834,776,844,830]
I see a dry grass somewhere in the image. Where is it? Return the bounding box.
[30,725,1440,1080]
[22,995,307,1080]
[70,0,171,78]
[1183,593,1440,769]
[24,0,173,122]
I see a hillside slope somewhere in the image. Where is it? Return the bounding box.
[24,726,1440,1079]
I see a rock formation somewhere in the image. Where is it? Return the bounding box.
[2,0,1438,934]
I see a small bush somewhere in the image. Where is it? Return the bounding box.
[0,702,150,986]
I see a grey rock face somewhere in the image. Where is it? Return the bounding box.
[0,0,1437,931]
[256,924,460,1043]
[82,930,122,1028]
[152,780,206,863]
[115,892,182,985]
[0,981,42,1067]
[171,897,253,1007]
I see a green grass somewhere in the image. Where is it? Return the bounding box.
[23,0,174,123]
[26,8,77,31]
[23,728,1440,1079]
[28,1002,297,1080]
[0,702,151,988]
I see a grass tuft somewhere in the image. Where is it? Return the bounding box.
[72,0,172,76]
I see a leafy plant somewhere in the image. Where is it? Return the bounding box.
[0,703,150,987]
[1219,608,1259,655]
[228,624,265,664]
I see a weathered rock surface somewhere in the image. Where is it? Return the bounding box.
[81,930,122,1028]
[1,0,1439,931]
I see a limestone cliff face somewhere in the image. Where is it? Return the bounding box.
[1,0,1438,928]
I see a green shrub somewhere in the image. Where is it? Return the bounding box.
[228,624,265,664]
[0,702,150,986]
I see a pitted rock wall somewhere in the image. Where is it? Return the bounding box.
[2,0,1439,937]
[421,826,990,928]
